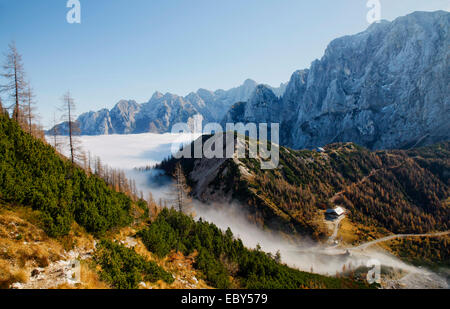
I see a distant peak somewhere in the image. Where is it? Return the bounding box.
[289,70,309,83]
[243,79,258,87]
[163,92,176,99]
[116,99,137,105]
[150,91,163,100]
[196,88,215,100]
[197,88,213,95]
[252,84,277,98]
[366,19,389,31]
[186,91,198,98]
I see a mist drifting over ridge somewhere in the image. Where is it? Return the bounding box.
[52,133,449,289]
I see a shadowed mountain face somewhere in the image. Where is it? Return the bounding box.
[225,11,450,150]
[48,79,286,135]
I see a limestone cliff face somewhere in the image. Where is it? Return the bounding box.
[225,11,450,150]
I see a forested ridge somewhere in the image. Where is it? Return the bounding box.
[338,145,449,235]
[159,138,449,241]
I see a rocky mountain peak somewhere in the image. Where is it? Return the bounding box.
[150,91,164,101]
[225,10,449,150]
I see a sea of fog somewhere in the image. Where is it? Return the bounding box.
[75,132,201,169]
[48,133,448,289]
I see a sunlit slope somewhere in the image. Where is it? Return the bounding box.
[0,112,132,237]
[159,136,449,243]
[0,113,373,289]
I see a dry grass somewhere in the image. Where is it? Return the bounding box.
[445,197,450,208]
[337,217,360,245]
[337,217,388,246]
[130,238,212,289]
[0,261,29,288]
[79,262,110,289]
[147,251,212,290]
[0,205,213,290]
[59,223,95,252]
[0,208,66,288]
[0,206,110,289]
[107,226,137,242]
[0,209,64,259]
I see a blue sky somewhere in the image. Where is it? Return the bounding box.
[0,0,448,128]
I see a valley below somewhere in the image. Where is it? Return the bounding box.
[51,132,449,290]
[1,4,449,295]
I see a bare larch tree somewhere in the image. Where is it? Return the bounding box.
[172,162,193,214]
[50,112,62,151]
[60,91,81,164]
[0,42,27,122]
[22,84,36,135]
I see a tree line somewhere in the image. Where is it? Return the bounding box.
[138,208,372,289]
[0,42,42,139]
[0,42,144,236]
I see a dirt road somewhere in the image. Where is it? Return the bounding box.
[328,215,345,243]
[352,231,450,251]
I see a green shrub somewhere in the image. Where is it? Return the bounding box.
[138,208,371,289]
[94,239,174,289]
[0,113,131,236]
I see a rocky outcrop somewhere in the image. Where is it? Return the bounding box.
[225,11,450,150]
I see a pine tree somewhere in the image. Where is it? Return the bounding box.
[0,42,27,122]
[94,156,102,176]
[275,250,282,263]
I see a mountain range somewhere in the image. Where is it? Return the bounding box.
[50,11,449,150]
[50,79,286,135]
[225,11,449,150]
